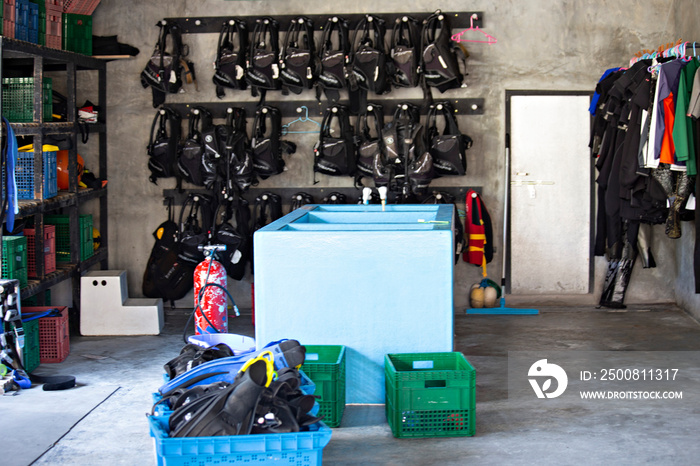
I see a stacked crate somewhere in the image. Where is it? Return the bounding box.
[62,0,98,15]
[61,11,90,54]
[14,0,28,41]
[24,224,57,278]
[1,236,28,288]
[14,147,58,199]
[45,0,62,49]
[3,0,16,39]
[1,77,53,123]
[44,213,93,262]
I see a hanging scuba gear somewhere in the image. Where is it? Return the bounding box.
[423,191,466,262]
[280,16,317,95]
[290,192,315,211]
[313,105,356,182]
[251,106,296,180]
[246,17,281,100]
[212,19,249,98]
[390,16,421,88]
[350,15,391,96]
[141,20,194,107]
[213,198,251,281]
[178,193,215,267]
[147,106,182,186]
[355,103,385,186]
[143,198,195,304]
[421,11,467,93]
[178,106,212,186]
[316,16,352,102]
[225,108,256,194]
[426,101,472,176]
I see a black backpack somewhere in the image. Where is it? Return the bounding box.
[178,106,212,186]
[213,198,251,280]
[212,19,248,98]
[143,198,195,303]
[280,16,317,95]
[421,11,467,93]
[351,15,391,95]
[390,16,421,88]
[317,16,351,102]
[246,17,281,97]
[178,193,215,267]
[425,101,472,176]
[355,103,385,185]
[141,20,194,107]
[147,106,182,185]
[251,106,297,180]
[313,105,356,181]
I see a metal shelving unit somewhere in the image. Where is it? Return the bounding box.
[0,37,108,310]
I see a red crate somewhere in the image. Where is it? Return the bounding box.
[45,0,63,12]
[22,306,69,363]
[45,33,61,49]
[62,0,97,15]
[24,225,56,278]
[4,0,16,38]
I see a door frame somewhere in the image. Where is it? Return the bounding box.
[504,90,595,294]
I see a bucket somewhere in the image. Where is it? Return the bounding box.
[187,333,256,356]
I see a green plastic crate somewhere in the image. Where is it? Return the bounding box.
[22,318,40,373]
[1,77,53,123]
[62,13,92,55]
[301,345,346,427]
[44,214,93,262]
[2,236,28,274]
[384,352,476,439]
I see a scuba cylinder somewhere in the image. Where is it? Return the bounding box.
[193,245,228,334]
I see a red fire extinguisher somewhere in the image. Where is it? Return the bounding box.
[194,245,229,334]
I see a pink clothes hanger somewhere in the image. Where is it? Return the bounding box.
[451,13,497,44]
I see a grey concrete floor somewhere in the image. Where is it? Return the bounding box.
[4,303,700,465]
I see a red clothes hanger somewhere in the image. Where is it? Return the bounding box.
[451,13,497,44]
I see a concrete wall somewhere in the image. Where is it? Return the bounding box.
[75,0,690,312]
[672,0,700,318]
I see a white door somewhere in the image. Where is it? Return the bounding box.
[508,93,592,294]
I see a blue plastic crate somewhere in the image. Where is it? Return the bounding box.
[149,415,332,466]
[15,150,58,200]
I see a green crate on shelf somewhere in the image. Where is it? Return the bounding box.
[1,266,28,289]
[384,352,476,439]
[44,214,93,262]
[22,318,40,373]
[62,13,92,55]
[2,236,28,275]
[22,289,52,307]
[301,345,346,427]
[1,77,53,123]
[29,0,46,46]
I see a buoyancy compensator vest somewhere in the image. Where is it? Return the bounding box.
[246,17,281,98]
[280,16,317,95]
[313,104,356,182]
[178,193,215,267]
[390,15,421,88]
[213,198,251,280]
[380,103,435,195]
[421,11,467,93]
[178,106,212,186]
[351,15,391,96]
[251,106,297,180]
[201,109,234,191]
[355,103,385,186]
[212,18,248,98]
[141,20,195,107]
[425,101,472,176]
[147,106,182,185]
[225,108,256,194]
[317,16,351,102]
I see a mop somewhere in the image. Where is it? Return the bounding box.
[466,134,539,315]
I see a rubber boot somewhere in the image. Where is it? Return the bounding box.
[666,172,693,239]
[604,240,637,309]
[637,223,656,268]
[170,358,269,437]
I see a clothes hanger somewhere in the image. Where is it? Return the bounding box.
[450,13,497,45]
[281,106,321,135]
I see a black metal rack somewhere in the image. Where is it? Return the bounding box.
[0,37,108,308]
